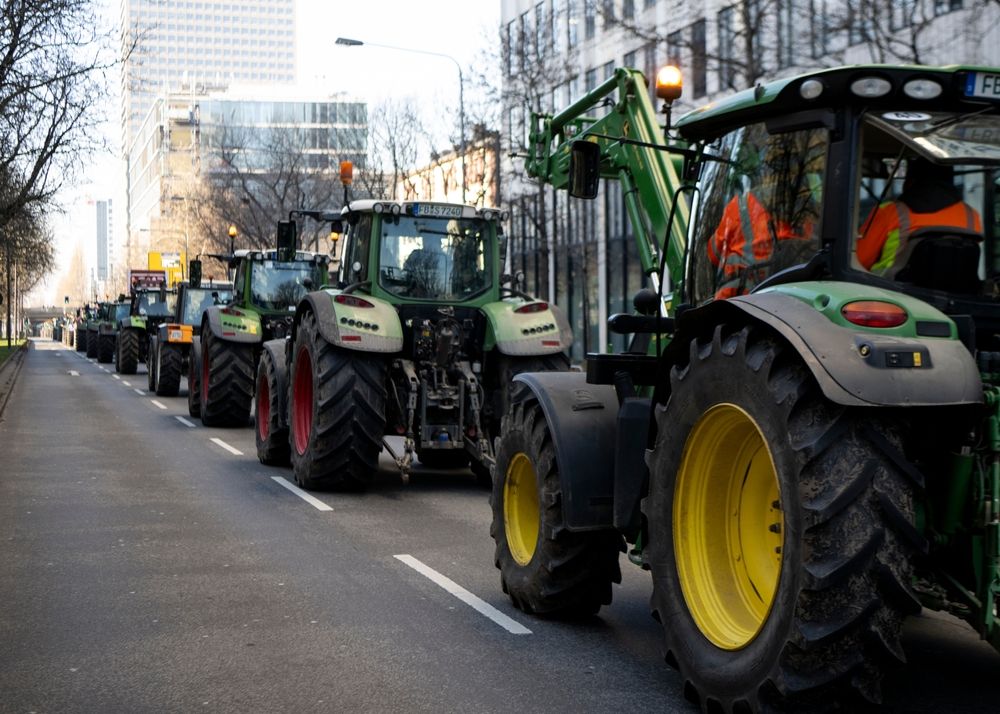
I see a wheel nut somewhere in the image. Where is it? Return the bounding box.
[768,522,781,533]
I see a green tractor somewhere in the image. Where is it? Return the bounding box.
[147,266,233,398]
[191,241,329,427]
[490,64,1000,711]
[96,300,129,364]
[74,305,93,352]
[114,271,174,375]
[254,196,572,489]
[84,302,109,359]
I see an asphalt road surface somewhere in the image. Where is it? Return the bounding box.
[2,339,1000,713]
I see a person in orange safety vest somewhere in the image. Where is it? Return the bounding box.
[708,191,813,300]
[857,158,982,275]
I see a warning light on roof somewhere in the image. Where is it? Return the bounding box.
[655,65,683,101]
[340,161,354,186]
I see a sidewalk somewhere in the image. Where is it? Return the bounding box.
[0,338,30,421]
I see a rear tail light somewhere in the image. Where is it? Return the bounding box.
[335,294,374,308]
[841,300,907,328]
[514,302,548,314]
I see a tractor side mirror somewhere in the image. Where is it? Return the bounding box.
[189,259,202,288]
[277,220,297,261]
[569,140,601,200]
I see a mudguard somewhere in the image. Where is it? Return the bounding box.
[513,371,619,531]
[156,323,193,344]
[671,285,982,407]
[295,290,403,353]
[260,339,289,430]
[481,300,573,356]
[119,316,146,331]
[202,305,263,345]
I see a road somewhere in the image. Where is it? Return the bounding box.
[1,339,999,713]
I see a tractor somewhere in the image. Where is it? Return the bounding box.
[253,185,572,489]
[489,64,1000,712]
[74,305,94,352]
[147,262,232,397]
[114,270,173,375]
[190,238,329,427]
[96,300,129,364]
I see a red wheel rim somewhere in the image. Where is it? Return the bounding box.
[201,341,210,406]
[292,346,313,456]
[258,373,270,441]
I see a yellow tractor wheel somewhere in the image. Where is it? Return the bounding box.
[645,324,921,712]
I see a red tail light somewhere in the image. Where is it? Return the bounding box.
[335,294,374,308]
[841,300,907,328]
[515,302,548,314]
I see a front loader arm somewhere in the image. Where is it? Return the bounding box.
[526,67,689,284]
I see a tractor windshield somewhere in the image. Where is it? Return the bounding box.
[689,123,827,303]
[181,287,233,325]
[378,216,492,301]
[113,304,130,322]
[852,110,999,296]
[249,260,321,310]
[135,291,175,318]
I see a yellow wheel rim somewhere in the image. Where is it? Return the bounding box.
[673,403,784,650]
[504,452,540,566]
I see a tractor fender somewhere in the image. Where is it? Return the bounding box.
[201,305,263,345]
[294,290,403,353]
[260,339,289,430]
[512,371,619,531]
[671,291,982,407]
[480,300,574,356]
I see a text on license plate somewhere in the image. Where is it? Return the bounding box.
[965,72,1000,100]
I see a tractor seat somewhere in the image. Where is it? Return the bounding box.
[892,231,981,295]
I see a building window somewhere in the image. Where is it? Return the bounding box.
[624,49,637,69]
[891,0,916,30]
[603,60,615,80]
[644,0,655,8]
[935,0,963,14]
[567,0,578,47]
[776,0,795,69]
[810,0,828,58]
[666,30,682,67]
[584,0,596,39]
[691,19,706,98]
[504,21,514,75]
[602,0,614,28]
[717,5,735,90]
[585,67,598,91]
[623,0,634,20]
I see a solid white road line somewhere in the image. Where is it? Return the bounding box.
[151,400,167,410]
[393,554,532,635]
[210,437,243,456]
[271,477,333,512]
[133,388,144,396]
[175,416,196,428]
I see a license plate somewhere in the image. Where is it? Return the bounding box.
[964,72,1000,100]
[413,203,463,219]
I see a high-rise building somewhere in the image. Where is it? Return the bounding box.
[119,0,297,152]
[96,199,113,282]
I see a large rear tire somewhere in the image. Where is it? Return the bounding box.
[491,395,623,616]
[199,330,255,427]
[86,329,98,358]
[187,338,201,418]
[97,334,115,363]
[156,344,182,397]
[118,329,139,375]
[147,337,158,391]
[645,324,922,712]
[256,349,290,466]
[288,311,386,490]
[75,329,86,352]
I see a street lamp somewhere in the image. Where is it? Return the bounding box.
[335,36,466,203]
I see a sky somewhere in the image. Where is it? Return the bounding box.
[30,0,501,306]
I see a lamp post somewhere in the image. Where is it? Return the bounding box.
[335,36,466,203]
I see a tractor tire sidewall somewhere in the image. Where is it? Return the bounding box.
[199,330,254,428]
[97,335,115,364]
[156,344,182,397]
[289,311,386,491]
[646,325,919,711]
[187,340,201,418]
[148,338,158,392]
[118,329,139,375]
[255,349,289,466]
[491,397,621,616]
[87,330,98,358]
[646,331,803,703]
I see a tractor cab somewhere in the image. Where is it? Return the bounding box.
[337,200,505,306]
[232,249,328,314]
[677,66,1000,343]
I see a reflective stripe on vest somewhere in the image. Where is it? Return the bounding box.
[871,201,980,275]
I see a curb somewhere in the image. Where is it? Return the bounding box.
[0,342,29,422]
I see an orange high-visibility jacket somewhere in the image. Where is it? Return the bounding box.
[708,193,806,299]
[858,200,982,273]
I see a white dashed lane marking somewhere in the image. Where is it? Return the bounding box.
[175,416,196,428]
[210,438,243,456]
[133,388,144,396]
[150,400,167,410]
[271,477,333,511]
[393,554,532,635]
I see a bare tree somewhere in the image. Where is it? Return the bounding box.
[1,203,54,339]
[358,98,426,200]
[188,123,345,255]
